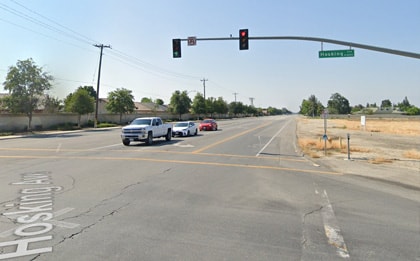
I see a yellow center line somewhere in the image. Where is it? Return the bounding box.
[192,121,273,154]
[0,154,342,176]
[0,146,307,162]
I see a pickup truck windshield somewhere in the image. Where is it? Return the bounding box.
[131,119,151,125]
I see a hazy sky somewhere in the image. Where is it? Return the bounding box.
[1,0,419,112]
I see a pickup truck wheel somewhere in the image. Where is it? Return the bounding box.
[146,132,153,145]
[122,139,130,146]
[165,129,172,141]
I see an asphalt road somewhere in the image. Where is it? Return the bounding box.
[0,116,418,260]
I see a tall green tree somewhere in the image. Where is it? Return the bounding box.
[106,88,135,123]
[169,90,191,120]
[397,96,411,111]
[205,97,216,117]
[64,88,95,127]
[380,99,392,108]
[78,86,97,100]
[229,101,244,116]
[327,93,351,114]
[191,93,206,116]
[213,97,229,116]
[299,95,324,117]
[2,58,53,130]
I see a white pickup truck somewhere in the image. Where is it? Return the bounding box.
[121,117,173,146]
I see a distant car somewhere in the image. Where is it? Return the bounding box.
[172,121,198,137]
[199,119,218,131]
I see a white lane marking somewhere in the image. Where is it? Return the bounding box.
[320,190,350,259]
[0,207,79,238]
[173,143,195,148]
[256,119,290,157]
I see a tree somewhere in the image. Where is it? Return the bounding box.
[299,95,324,117]
[381,99,392,108]
[229,101,244,116]
[78,86,97,100]
[169,90,191,120]
[397,96,411,111]
[267,106,284,115]
[155,98,164,105]
[205,97,216,117]
[191,93,206,116]
[2,58,53,130]
[106,88,135,124]
[64,88,95,127]
[351,104,365,113]
[405,106,420,115]
[43,94,62,113]
[213,97,229,117]
[141,97,152,103]
[327,93,351,114]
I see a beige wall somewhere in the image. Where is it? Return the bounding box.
[0,112,229,131]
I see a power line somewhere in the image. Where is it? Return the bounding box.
[2,1,201,82]
[9,0,98,45]
[0,2,92,45]
[107,49,201,80]
[1,1,207,96]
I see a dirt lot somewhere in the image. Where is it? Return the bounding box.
[296,116,420,171]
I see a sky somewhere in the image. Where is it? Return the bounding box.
[0,0,419,112]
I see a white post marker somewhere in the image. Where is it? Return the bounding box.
[361,115,366,131]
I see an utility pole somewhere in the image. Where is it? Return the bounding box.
[200,78,208,100]
[233,92,238,102]
[249,97,255,107]
[94,44,111,128]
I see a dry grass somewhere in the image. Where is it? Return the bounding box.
[368,158,394,164]
[329,118,420,135]
[298,137,370,157]
[298,117,420,165]
[403,149,420,160]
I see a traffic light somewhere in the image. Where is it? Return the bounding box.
[172,39,181,58]
[239,29,249,50]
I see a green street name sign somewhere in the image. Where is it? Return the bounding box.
[319,49,355,58]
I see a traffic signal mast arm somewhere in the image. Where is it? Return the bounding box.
[176,36,420,59]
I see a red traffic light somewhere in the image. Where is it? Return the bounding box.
[239,29,249,50]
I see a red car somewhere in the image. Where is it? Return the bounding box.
[199,119,218,131]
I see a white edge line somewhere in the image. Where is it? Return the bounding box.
[256,119,291,157]
[321,190,350,259]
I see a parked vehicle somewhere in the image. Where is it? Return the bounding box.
[121,117,172,146]
[199,119,218,131]
[172,121,198,137]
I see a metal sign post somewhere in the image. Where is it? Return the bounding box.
[323,109,328,156]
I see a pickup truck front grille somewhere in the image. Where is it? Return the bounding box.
[122,129,146,138]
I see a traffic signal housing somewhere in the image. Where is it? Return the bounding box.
[239,29,249,50]
[172,39,181,58]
